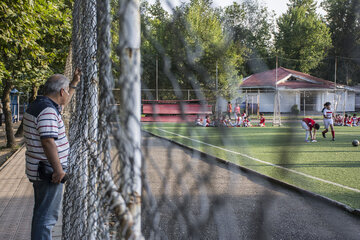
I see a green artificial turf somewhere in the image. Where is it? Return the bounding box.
[143,122,360,209]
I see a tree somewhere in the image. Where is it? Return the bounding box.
[0,0,72,143]
[182,0,244,99]
[140,0,172,96]
[140,0,244,100]
[321,0,360,85]
[223,0,275,76]
[275,0,332,73]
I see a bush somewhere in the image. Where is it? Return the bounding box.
[291,104,300,114]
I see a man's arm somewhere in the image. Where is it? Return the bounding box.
[64,68,81,108]
[41,138,65,183]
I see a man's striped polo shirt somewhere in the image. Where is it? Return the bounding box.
[23,96,69,181]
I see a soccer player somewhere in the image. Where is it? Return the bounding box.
[195,115,203,126]
[242,110,247,119]
[345,114,352,127]
[259,113,266,127]
[234,104,241,119]
[243,117,252,127]
[221,116,227,127]
[204,115,213,127]
[227,102,232,119]
[352,114,358,127]
[321,102,335,141]
[226,118,235,127]
[302,118,320,142]
[344,114,349,126]
[334,114,343,126]
[235,114,242,127]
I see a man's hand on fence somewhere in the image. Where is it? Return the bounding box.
[72,68,81,86]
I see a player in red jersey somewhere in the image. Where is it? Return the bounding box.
[205,115,211,127]
[345,114,352,126]
[243,117,252,127]
[195,115,203,126]
[241,110,247,118]
[302,118,320,142]
[334,114,343,126]
[259,113,265,127]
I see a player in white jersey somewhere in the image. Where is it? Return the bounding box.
[321,102,335,141]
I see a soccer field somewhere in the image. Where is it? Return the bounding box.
[143,123,360,209]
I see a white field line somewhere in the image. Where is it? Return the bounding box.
[156,128,360,193]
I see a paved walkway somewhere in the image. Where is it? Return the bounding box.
[0,146,62,240]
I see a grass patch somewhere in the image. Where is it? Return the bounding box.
[143,122,360,209]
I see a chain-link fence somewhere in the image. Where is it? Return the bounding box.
[63,0,141,238]
[60,0,360,239]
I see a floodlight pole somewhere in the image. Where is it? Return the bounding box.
[303,91,306,117]
[273,56,278,126]
[156,56,159,101]
[216,61,219,118]
[216,61,218,92]
[334,56,337,111]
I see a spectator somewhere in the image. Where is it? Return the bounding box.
[23,69,81,240]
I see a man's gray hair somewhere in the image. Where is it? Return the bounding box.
[43,74,70,95]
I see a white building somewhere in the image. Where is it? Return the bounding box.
[236,67,357,114]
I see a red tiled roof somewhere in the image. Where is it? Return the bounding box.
[240,67,336,89]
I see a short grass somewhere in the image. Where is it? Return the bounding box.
[143,122,360,209]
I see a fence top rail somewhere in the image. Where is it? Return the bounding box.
[142,99,208,103]
[136,88,214,92]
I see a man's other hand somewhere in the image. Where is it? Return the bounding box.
[52,169,66,184]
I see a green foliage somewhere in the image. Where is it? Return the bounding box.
[140,0,171,91]
[140,0,244,100]
[222,1,275,76]
[320,0,360,85]
[138,0,357,101]
[184,0,243,99]
[275,0,332,73]
[291,104,300,114]
[0,0,72,93]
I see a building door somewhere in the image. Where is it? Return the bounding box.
[300,91,317,111]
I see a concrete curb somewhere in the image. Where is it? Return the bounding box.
[143,129,360,217]
[0,144,25,172]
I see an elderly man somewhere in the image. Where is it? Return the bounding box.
[23,69,80,240]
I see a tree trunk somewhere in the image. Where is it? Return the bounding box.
[2,79,15,148]
[15,84,38,137]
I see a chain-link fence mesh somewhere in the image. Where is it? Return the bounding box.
[60,0,360,239]
[63,0,142,238]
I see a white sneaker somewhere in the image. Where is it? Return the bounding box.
[311,140,317,142]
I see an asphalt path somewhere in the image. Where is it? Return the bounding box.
[141,134,360,240]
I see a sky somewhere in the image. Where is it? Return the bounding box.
[147,0,325,16]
